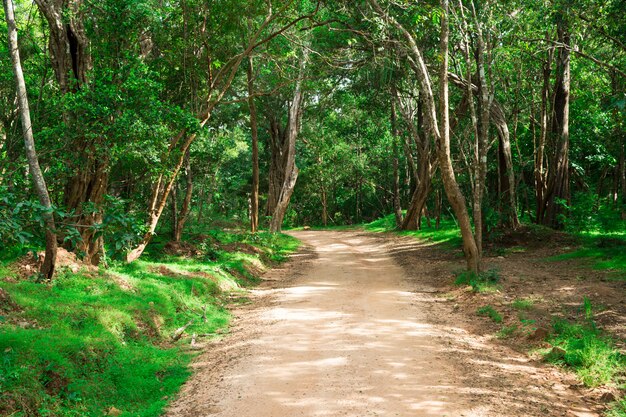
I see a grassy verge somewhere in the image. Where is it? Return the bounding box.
[364,214,462,247]
[549,232,626,280]
[0,229,299,417]
[544,318,624,388]
[537,299,625,415]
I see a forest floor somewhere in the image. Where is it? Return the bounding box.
[166,230,624,417]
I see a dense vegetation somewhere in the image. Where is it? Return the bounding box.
[0,224,299,416]
[1,0,624,275]
[1,0,625,415]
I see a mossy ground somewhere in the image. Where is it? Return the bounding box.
[0,228,299,416]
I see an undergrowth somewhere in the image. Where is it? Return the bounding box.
[550,232,626,281]
[476,305,503,323]
[607,399,626,417]
[454,268,500,293]
[364,214,462,248]
[0,228,300,417]
[543,298,625,389]
[511,298,534,310]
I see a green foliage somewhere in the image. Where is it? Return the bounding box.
[564,193,626,235]
[511,298,534,310]
[606,399,626,417]
[365,214,462,247]
[455,268,501,293]
[0,229,299,416]
[543,300,625,388]
[476,305,503,323]
[496,325,518,339]
[550,233,626,280]
[100,196,149,259]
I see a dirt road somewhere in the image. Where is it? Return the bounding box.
[167,231,597,417]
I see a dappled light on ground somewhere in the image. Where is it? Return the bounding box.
[167,231,598,417]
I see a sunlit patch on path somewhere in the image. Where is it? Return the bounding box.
[167,231,598,417]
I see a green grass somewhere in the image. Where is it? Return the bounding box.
[496,324,518,339]
[454,268,501,293]
[607,399,626,417]
[0,229,300,417]
[542,299,625,389]
[476,305,503,323]
[550,232,626,280]
[365,214,462,247]
[511,298,534,310]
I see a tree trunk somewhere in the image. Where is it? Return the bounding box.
[266,116,288,217]
[438,0,479,272]
[391,97,403,227]
[468,0,490,258]
[368,0,480,272]
[5,0,57,279]
[618,136,626,220]
[535,41,554,224]
[321,183,328,226]
[448,72,519,229]
[247,56,260,233]
[34,0,110,264]
[395,93,432,231]
[171,183,178,240]
[174,150,193,241]
[492,103,520,228]
[269,47,309,233]
[543,16,571,229]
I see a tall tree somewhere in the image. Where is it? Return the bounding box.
[368,0,481,272]
[4,0,57,279]
[269,46,309,232]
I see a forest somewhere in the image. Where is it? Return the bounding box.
[1,0,625,416]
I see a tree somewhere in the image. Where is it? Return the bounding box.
[268,46,309,232]
[368,0,481,272]
[4,0,57,279]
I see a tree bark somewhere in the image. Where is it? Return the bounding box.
[448,72,519,229]
[171,183,178,240]
[269,47,309,233]
[368,0,480,272]
[394,92,432,231]
[4,0,57,279]
[535,40,554,224]
[543,14,571,229]
[391,96,403,228]
[321,183,328,226]
[35,0,109,264]
[247,56,260,233]
[174,150,193,241]
[618,136,626,220]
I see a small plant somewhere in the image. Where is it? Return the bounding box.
[606,398,626,417]
[582,296,594,321]
[511,298,534,310]
[455,268,501,292]
[544,300,625,388]
[477,305,503,323]
[496,325,518,339]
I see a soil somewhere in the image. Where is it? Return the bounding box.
[163,241,203,257]
[166,230,624,417]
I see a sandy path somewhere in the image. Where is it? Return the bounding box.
[167,231,597,417]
